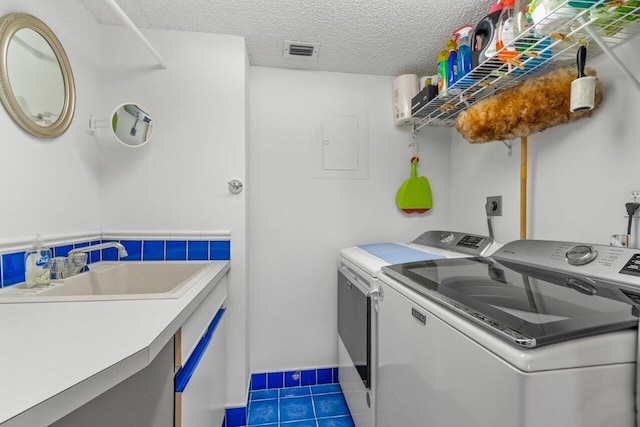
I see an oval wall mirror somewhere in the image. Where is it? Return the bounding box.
[111,103,154,147]
[0,13,75,138]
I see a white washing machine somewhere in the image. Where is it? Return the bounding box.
[338,230,499,427]
[378,240,640,427]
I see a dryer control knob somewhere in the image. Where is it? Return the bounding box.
[439,232,455,244]
[566,245,598,266]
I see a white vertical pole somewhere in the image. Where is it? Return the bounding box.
[102,0,168,69]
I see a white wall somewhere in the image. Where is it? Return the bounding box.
[98,27,246,232]
[0,0,102,238]
[249,67,451,372]
[449,37,640,246]
[99,27,249,406]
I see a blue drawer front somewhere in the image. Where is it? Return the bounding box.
[175,307,226,392]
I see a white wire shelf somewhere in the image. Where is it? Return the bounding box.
[412,0,640,130]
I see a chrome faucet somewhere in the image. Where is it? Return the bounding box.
[51,242,129,279]
[68,241,129,259]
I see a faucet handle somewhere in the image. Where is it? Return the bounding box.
[50,257,69,279]
[50,257,68,272]
[69,252,88,268]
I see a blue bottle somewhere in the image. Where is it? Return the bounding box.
[445,39,457,88]
[453,25,474,79]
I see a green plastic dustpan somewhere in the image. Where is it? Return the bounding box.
[396,157,433,214]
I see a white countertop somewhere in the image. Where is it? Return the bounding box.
[0,261,230,427]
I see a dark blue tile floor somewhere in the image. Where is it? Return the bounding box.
[247,384,354,427]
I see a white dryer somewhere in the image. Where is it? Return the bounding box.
[337,231,499,427]
[378,240,640,427]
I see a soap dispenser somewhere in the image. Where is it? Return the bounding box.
[24,234,52,288]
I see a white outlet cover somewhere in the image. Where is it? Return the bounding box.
[624,185,640,203]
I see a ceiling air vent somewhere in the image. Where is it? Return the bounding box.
[283,41,320,59]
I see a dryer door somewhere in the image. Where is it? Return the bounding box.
[337,270,371,388]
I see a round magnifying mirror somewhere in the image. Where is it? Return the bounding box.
[111,103,154,147]
[0,13,75,138]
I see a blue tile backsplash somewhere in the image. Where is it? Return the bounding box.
[89,240,101,264]
[188,241,208,260]
[251,373,267,391]
[121,240,142,261]
[0,237,231,287]
[102,245,119,261]
[210,240,231,260]
[267,372,284,389]
[142,240,165,261]
[251,368,338,391]
[166,240,187,261]
[301,369,316,386]
[225,406,247,427]
[2,252,24,286]
[53,244,73,258]
[284,370,302,388]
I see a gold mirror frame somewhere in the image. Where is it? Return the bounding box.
[0,13,75,138]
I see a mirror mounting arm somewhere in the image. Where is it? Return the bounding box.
[86,115,110,136]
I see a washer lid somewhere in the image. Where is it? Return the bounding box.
[340,244,474,278]
[338,231,497,278]
[383,257,639,348]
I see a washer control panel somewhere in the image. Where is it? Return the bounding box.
[566,245,598,266]
[620,254,640,277]
[439,232,455,244]
[494,240,640,288]
[413,230,493,256]
[457,234,489,250]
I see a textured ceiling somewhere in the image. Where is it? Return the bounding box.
[77,0,496,76]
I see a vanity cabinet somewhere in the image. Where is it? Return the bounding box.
[51,272,228,427]
[175,275,228,427]
[51,338,175,427]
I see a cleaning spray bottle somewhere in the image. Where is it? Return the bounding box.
[446,39,458,88]
[24,234,52,288]
[453,25,474,79]
[496,0,518,62]
[437,50,449,94]
[514,0,535,51]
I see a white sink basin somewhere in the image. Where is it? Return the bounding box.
[0,262,214,303]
